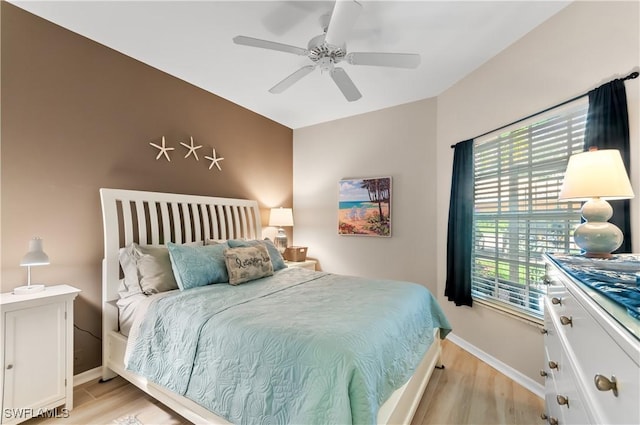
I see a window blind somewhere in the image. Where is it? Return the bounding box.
[472,101,588,319]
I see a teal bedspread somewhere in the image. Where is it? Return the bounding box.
[126,268,451,425]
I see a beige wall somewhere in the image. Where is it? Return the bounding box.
[293,99,438,289]
[1,3,293,374]
[294,0,639,386]
[435,0,639,384]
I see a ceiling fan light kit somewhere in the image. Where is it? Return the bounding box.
[233,0,421,102]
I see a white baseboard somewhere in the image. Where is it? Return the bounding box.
[447,333,544,399]
[74,366,102,386]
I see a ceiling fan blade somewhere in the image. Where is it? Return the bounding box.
[324,0,362,47]
[330,67,362,102]
[347,52,421,68]
[233,35,308,56]
[269,65,316,94]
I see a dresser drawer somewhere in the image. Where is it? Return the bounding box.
[543,352,592,424]
[544,391,563,425]
[543,306,563,376]
[544,307,592,425]
[553,341,591,424]
[546,289,639,424]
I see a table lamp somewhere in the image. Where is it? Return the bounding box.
[269,208,294,253]
[15,237,50,294]
[559,148,635,258]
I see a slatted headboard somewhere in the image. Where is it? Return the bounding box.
[99,188,262,372]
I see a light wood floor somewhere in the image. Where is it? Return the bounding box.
[25,340,543,425]
[411,341,543,425]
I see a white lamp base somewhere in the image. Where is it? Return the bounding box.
[574,197,624,259]
[13,284,45,295]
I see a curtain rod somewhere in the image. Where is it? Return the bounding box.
[450,71,639,149]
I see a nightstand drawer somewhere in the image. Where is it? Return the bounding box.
[285,260,317,271]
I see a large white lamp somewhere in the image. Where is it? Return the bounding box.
[15,237,50,294]
[269,208,294,253]
[559,148,635,258]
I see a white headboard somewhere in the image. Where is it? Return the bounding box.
[99,188,262,365]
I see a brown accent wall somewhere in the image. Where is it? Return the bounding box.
[1,3,293,374]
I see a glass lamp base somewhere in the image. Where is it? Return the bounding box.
[274,228,288,254]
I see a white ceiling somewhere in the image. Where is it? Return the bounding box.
[10,1,570,129]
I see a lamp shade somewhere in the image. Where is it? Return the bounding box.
[20,237,50,266]
[269,208,294,227]
[559,149,635,201]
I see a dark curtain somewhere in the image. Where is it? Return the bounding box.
[445,139,474,306]
[584,79,633,253]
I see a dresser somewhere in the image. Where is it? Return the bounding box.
[1,285,80,424]
[541,254,639,425]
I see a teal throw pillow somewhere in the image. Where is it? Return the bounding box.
[167,242,229,290]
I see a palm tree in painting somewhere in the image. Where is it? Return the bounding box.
[360,178,390,222]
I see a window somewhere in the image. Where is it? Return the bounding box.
[472,100,587,320]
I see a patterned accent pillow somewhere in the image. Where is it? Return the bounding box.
[167,242,229,290]
[227,239,287,271]
[224,245,274,285]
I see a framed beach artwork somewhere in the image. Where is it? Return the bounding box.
[338,177,391,237]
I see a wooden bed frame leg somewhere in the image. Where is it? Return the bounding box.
[434,339,445,369]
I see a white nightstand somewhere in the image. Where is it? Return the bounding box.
[285,260,317,271]
[1,285,80,424]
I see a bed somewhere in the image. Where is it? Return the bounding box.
[100,188,450,425]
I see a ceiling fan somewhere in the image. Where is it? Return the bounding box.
[233,0,421,102]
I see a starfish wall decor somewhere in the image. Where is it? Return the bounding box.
[205,148,225,171]
[180,136,202,161]
[149,136,174,162]
[148,136,225,172]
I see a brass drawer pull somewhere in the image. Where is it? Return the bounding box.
[540,328,548,335]
[551,297,562,305]
[542,275,552,285]
[594,374,618,397]
[559,315,572,327]
[540,369,548,377]
[556,394,569,407]
[549,417,559,425]
[540,413,548,420]
[548,360,558,370]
